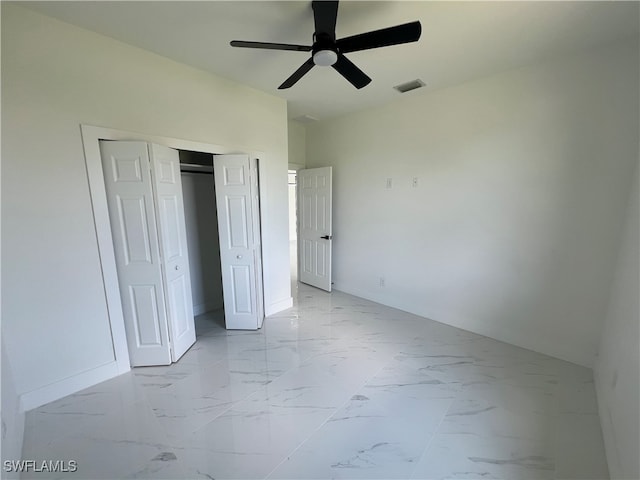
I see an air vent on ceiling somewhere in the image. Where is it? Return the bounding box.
[393,79,426,93]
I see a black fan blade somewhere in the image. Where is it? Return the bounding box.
[336,21,421,53]
[230,40,312,52]
[312,1,339,40]
[332,53,371,89]
[279,57,315,89]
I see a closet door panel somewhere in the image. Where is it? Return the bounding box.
[214,154,264,330]
[150,143,196,362]
[100,141,172,366]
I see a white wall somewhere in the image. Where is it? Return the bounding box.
[288,121,306,168]
[181,171,224,315]
[594,159,639,480]
[2,5,290,407]
[306,40,639,367]
[287,121,306,263]
[1,339,24,479]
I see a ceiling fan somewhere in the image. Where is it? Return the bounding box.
[230,1,422,90]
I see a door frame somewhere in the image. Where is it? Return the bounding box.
[288,163,304,280]
[81,124,266,371]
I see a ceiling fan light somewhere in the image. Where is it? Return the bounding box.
[313,49,337,66]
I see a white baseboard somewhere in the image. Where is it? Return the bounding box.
[193,302,221,316]
[20,361,125,411]
[332,282,591,367]
[193,303,207,316]
[265,296,293,317]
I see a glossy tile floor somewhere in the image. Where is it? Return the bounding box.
[22,283,608,479]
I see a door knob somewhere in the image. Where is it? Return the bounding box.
[175,265,180,271]
[320,235,332,240]
[237,255,243,259]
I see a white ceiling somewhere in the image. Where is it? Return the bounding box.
[23,1,640,121]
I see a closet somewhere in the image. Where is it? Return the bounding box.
[178,150,224,321]
[99,141,265,368]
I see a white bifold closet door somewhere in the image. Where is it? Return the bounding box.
[214,154,264,330]
[100,141,196,366]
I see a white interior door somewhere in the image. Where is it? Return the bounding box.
[298,167,333,292]
[214,154,264,330]
[100,141,172,366]
[149,144,196,362]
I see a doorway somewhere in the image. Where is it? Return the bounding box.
[296,167,333,292]
[288,169,298,291]
[178,150,225,334]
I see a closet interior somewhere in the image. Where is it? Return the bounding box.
[178,150,224,330]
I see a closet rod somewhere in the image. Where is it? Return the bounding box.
[181,169,213,176]
[180,163,213,175]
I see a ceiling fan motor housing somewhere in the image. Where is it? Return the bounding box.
[312,33,338,66]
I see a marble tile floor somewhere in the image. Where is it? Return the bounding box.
[21,284,608,479]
